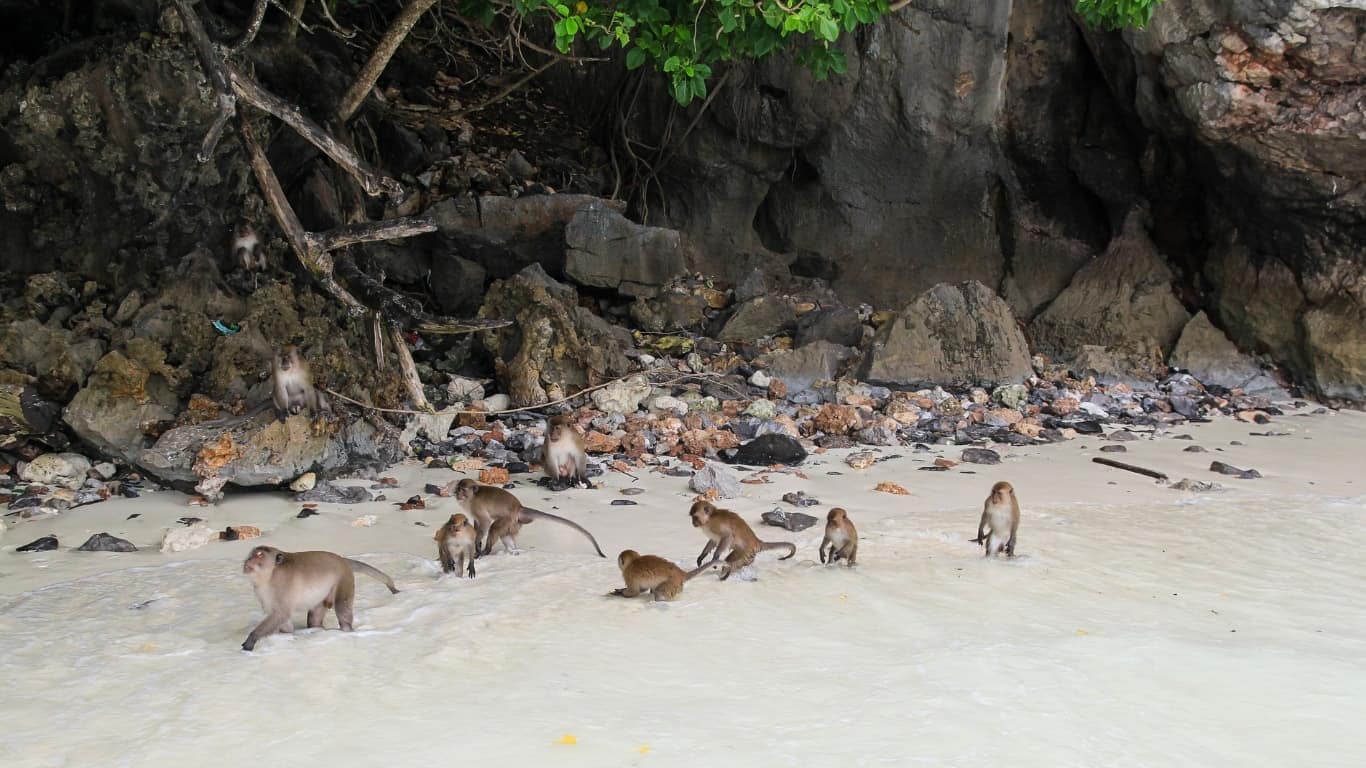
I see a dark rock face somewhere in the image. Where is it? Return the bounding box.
[795,307,863,348]
[564,202,687,297]
[1169,312,1288,397]
[713,296,796,342]
[430,195,625,280]
[860,281,1033,388]
[478,264,635,407]
[761,341,856,391]
[77,533,137,552]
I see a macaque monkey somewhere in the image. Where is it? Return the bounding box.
[688,500,796,580]
[971,481,1020,557]
[542,414,591,487]
[232,222,267,271]
[609,549,721,601]
[272,344,328,420]
[818,507,858,567]
[240,545,398,652]
[434,513,477,578]
[454,478,605,558]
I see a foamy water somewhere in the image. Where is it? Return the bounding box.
[2,410,1364,766]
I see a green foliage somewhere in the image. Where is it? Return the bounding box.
[1074,0,1163,30]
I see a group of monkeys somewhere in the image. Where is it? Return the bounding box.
[238,402,1025,651]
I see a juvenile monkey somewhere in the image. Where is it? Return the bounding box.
[819,507,858,567]
[971,481,1020,557]
[240,545,398,652]
[542,414,591,487]
[272,344,328,420]
[610,549,721,601]
[688,500,796,580]
[454,478,605,558]
[232,222,267,271]
[434,513,477,578]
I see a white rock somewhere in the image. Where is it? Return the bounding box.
[289,472,317,492]
[744,399,777,419]
[160,524,219,554]
[638,354,656,365]
[476,394,511,413]
[590,375,652,415]
[649,395,689,416]
[19,452,93,490]
[446,376,485,403]
[689,463,743,499]
[92,462,117,480]
[749,370,771,388]
[399,407,459,445]
[1079,402,1109,417]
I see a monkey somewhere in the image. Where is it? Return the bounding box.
[240,545,398,652]
[454,478,605,558]
[232,222,267,271]
[688,500,796,581]
[818,507,858,567]
[971,481,1020,557]
[542,414,592,488]
[609,549,722,601]
[434,513,477,578]
[272,344,328,420]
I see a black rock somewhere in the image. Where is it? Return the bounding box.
[664,468,693,478]
[620,487,645,496]
[296,508,320,518]
[960,448,1001,465]
[918,466,950,472]
[1169,396,1201,419]
[77,533,137,552]
[725,434,807,466]
[1210,461,1261,479]
[126,513,140,520]
[610,499,638,506]
[505,462,531,474]
[760,509,819,532]
[424,483,444,494]
[1100,445,1127,453]
[1173,434,1194,440]
[297,482,372,504]
[1183,445,1206,453]
[1071,420,1104,435]
[178,517,202,526]
[1107,430,1137,442]
[781,491,820,507]
[17,535,58,552]
[9,495,45,510]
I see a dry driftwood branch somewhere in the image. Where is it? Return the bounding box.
[307,217,436,252]
[1091,457,1169,482]
[228,67,403,199]
[231,0,270,53]
[171,0,237,162]
[388,325,434,413]
[337,0,440,122]
[284,0,308,42]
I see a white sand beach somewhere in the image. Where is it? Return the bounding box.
[2,406,1364,767]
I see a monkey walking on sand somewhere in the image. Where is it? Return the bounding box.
[688,500,796,580]
[454,479,606,558]
[971,481,1020,557]
[240,545,398,652]
[818,507,858,567]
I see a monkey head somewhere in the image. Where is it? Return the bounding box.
[989,481,1014,505]
[454,479,480,502]
[243,545,283,575]
[275,345,300,371]
[617,549,640,569]
[688,500,715,528]
[827,507,847,523]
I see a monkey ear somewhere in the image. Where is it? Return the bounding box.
[275,553,284,564]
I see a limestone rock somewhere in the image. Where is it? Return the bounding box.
[629,292,708,332]
[860,281,1033,388]
[289,472,317,492]
[1169,312,1288,397]
[714,297,796,342]
[478,264,635,407]
[1032,211,1191,360]
[590,375,652,415]
[160,524,219,553]
[564,202,687,297]
[429,194,626,279]
[795,307,863,348]
[760,341,855,392]
[62,351,178,462]
[690,463,743,499]
[19,452,92,490]
[400,407,460,446]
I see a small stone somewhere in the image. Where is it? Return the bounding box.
[222,525,263,541]
[590,376,652,415]
[875,481,910,495]
[845,451,877,470]
[1183,445,1206,453]
[855,425,897,446]
[610,499,638,506]
[352,515,378,527]
[160,524,219,553]
[476,394,512,413]
[761,508,819,532]
[19,452,94,490]
[479,467,511,485]
[289,472,317,492]
[650,395,689,416]
[620,487,645,496]
[743,399,777,419]
[77,533,137,552]
[992,384,1028,409]
[1210,461,1260,479]
[960,448,1001,465]
[781,491,820,507]
[1099,445,1127,453]
[17,535,59,552]
[934,458,957,468]
[1170,478,1223,492]
[690,463,743,499]
[296,508,320,518]
[92,462,117,480]
[1107,430,1137,441]
[1235,410,1271,424]
[749,370,771,388]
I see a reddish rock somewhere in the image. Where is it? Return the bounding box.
[814,404,861,434]
[583,430,622,453]
[875,481,910,495]
[479,467,510,485]
[1049,397,1079,415]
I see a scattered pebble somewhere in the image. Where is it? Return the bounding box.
[1099,445,1127,453]
[1170,478,1223,492]
[479,467,510,485]
[289,472,317,492]
[296,508,319,519]
[76,533,137,552]
[619,487,645,496]
[220,525,262,541]
[845,451,877,470]
[1210,461,1261,479]
[610,499,638,506]
[760,508,819,531]
[16,535,58,552]
[781,491,820,507]
[874,481,910,495]
[1183,445,1206,453]
[690,464,743,499]
[960,448,1001,465]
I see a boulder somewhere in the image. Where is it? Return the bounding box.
[428,252,487,316]
[1032,211,1191,360]
[1072,342,1167,388]
[400,407,460,445]
[629,292,708,332]
[18,452,92,490]
[860,281,1033,388]
[590,375,652,415]
[63,351,178,462]
[0,382,60,436]
[160,524,220,554]
[714,297,796,342]
[564,202,688,297]
[429,194,626,279]
[760,341,856,392]
[690,463,743,499]
[795,307,863,348]
[478,264,635,407]
[1169,312,1288,397]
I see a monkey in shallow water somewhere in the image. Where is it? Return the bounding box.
[240,545,398,652]
[971,481,1020,557]
[542,414,591,487]
[272,345,327,420]
[610,549,721,601]
[454,478,605,558]
[819,507,858,567]
[688,500,796,580]
[434,513,477,578]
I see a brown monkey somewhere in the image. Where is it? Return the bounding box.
[688,500,796,580]
[272,345,328,420]
[232,222,267,271]
[610,549,721,601]
[971,481,1020,557]
[454,478,605,558]
[240,545,398,651]
[819,507,858,567]
[434,513,477,578]
[542,414,592,487]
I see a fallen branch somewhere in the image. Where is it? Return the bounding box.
[231,0,269,53]
[308,217,436,252]
[337,0,440,122]
[171,0,237,161]
[1091,457,1169,482]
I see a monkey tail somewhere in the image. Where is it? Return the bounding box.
[760,541,798,560]
[347,559,400,594]
[683,561,724,580]
[521,509,607,557]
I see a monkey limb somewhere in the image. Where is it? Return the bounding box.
[819,507,859,567]
[240,545,397,651]
[454,479,606,558]
[688,500,796,580]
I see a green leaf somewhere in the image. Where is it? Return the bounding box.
[563,16,578,34]
[673,79,692,106]
[625,47,647,70]
[817,16,839,41]
[554,3,570,17]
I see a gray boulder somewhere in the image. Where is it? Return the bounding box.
[760,341,856,392]
[715,296,796,342]
[1169,312,1289,397]
[796,307,863,348]
[564,202,687,297]
[63,351,178,461]
[860,281,1033,388]
[19,452,92,490]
